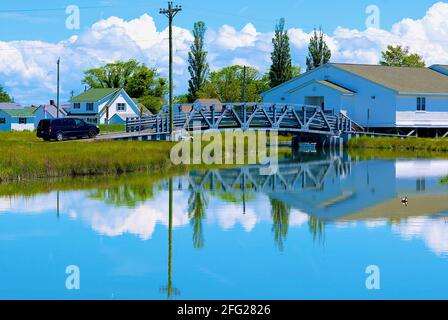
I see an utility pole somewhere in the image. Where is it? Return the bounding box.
[242,65,247,103]
[56,58,60,118]
[160,2,182,141]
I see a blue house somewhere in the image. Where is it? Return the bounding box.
[262,63,448,134]
[0,107,36,131]
[67,88,140,124]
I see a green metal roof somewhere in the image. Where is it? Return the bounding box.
[70,88,119,103]
[0,107,36,117]
[333,63,448,93]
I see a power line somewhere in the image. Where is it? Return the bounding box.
[0,5,113,13]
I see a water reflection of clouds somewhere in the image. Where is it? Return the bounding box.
[0,194,57,214]
[395,160,448,179]
[71,191,191,240]
[392,217,448,256]
[2,190,448,257]
[0,190,310,240]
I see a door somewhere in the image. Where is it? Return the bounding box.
[305,96,325,109]
[74,119,87,137]
[63,119,77,137]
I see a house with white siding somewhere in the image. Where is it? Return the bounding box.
[261,63,448,135]
[33,102,68,127]
[0,107,36,131]
[66,88,140,124]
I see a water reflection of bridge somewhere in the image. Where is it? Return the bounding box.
[171,159,352,194]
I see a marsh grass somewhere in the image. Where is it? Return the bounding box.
[0,131,283,182]
[0,131,178,182]
[348,136,448,152]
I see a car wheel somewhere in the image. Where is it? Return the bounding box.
[56,132,64,142]
[88,129,97,139]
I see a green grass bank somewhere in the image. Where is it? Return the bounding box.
[0,131,283,182]
[0,131,178,182]
[348,136,448,152]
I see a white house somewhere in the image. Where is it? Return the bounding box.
[33,102,68,127]
[66,88,140,124]
[261,63,448,133]
[0,107,36,131]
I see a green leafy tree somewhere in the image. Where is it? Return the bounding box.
[269,18,293,88]
[174,94,189,104]
[199,65,270,103]
[138,95,165,114]
[187,21,209,103]
[380,45,425,67]
[0,85,12,103]
[306,28,331,71]
[82,59,167,114]
[291,65,301,78]
[82,60,140,89]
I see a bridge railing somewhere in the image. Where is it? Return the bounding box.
[126,103,363,136]
[337,112,365,133]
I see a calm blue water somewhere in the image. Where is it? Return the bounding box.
[1,153,448,300]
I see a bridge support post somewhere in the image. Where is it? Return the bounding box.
[341,133,352,146]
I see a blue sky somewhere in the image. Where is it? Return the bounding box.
[0,0,441,41]
[0,0,447,104]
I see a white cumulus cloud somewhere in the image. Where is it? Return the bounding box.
[3,2,448,104]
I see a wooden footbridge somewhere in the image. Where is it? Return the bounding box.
[123,103,365,140]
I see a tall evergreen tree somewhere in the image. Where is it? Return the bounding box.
[187,21,209,103]
[306,28,331,71]
[269,18,293,88]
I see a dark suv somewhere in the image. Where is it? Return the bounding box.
[37,118,100,141]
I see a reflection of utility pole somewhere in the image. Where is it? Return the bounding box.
[56,58,60,119]
[56,191,60,220]
[242,173,246,215]
[160,2,182,141]
[161,178,180,299]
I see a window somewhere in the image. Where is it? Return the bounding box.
[63,119,76,127]
[0,118,5,124]
[73,103,81,109]
[86,118,98,124]
[117,103,126,112]
[86,103,94,111]
[74,119,85,127]
[53,119,64,126]
[417,97,426,111]
[19,118,27,124]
